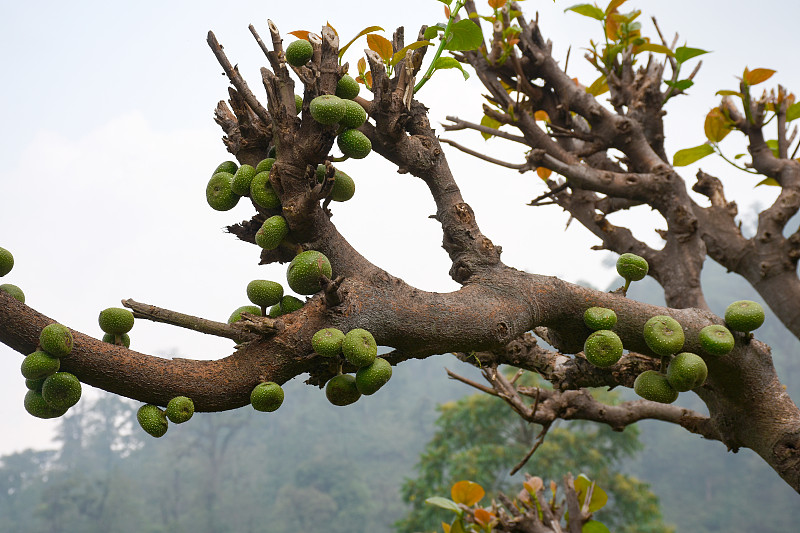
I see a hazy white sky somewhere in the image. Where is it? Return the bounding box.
[2,0,799,455]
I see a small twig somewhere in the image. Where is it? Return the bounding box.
[444,116,529,144]
[440,138,526,169]
[207,31,272,126]
[248,24,271,58]
[528,183,568,206]
[122,299,262,342]
[445,367,499,396]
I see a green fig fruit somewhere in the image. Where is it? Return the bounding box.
[255,158,276,174]
[246,280,284,309]
[339,99,367,129]
[312,328,346,357]
[584,330,624,367]
[255,216,289,250]
[99,307,135,335]
[643,315,684,356]
[137,404,168,438]
[724,300,765,332]
[285,39,313,67]
[633,370,679,403]
[337,129,372,159]
[0,283,25,303]
[325,374,361,406]
[295,94,303,115]
[355,357,392,395]
[231,164,257,197]
[336,74,360,100]
[166,396,195,423]
[24,390,67,419]
[310,94,346,125]
[0,246,13,277]
[583,307,617,331]
[102,332,131,348]
[286,250,332,295]
[250,382,284,412]
[25,377,46,392]
[342,328,377,368]
[227,305,262,324]
[41,372,82,410]
[39,323,73,358]
[206,172,240,211]
[250,171,281,209]
[213,161,238,175]
[616,253,649,282]
[698,324,735,356]
[21,350,60,380]
[666,352,708,392]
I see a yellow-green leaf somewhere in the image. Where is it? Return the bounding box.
[787,102,800,122]
[756,177,781,187]
[481,114,502,140]
[716,89,742,97]
[583,521,612,533]
[451,480,485,506]
[565,3,606,20]
[442,522,451,533]
[434,57,470,81]
[673,143,714,166]
[587,74,609,96]
[367,34,394,63]
[635,43,674,56]
[574,474,608,513]
[704,108,731,143]
[743,67,776,86]
[390,40,433,66]
[338,26,385,58]
[426,496,462,514]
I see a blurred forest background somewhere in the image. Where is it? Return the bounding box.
[2,261,799,533]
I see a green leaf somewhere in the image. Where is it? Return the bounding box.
[716,89,742,97]
[635,43,674,56]
[432,57,470,81]
[574,474,608,513]
[582,521,612,533]
[586,75,609,96]
[425,497,463,515]
[444,19,484,51]
[766,139,780,157]
[480,114,502,140]
[756,177,781,187]
[664,79,694,91]
[390,40,433,66]
[672,143,714,166]
[565,3,606,20]
[338,26,385,58]
[674,46,709,64]
[786,102,800,122]
[424,23,447,40]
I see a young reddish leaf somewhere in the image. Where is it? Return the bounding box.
[716,89,742,97]
[756,177,781,187]
[605,16,619,40]
[364,71,373,88]
[524,477,544,494]
[586,75,609,96]
[673,144,714,166]
[390,40,433,67]
[743,67,776,86]
[564,4,606,21]
[572,77,581,86]
[537,167,553,180]
[474,508,495,526]
[674,46,709,64]
[489,0,507,8]
[704,108,732,143]
[367,34,394,63]
[605,0,628,14]
[534,110,550,122]
[338,26,385,58]
[288,30,311,40]
[451,480,485,506]
[445,4,452,18]
[357,57,367,74]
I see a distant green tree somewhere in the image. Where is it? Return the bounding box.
[397,374,671,533]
